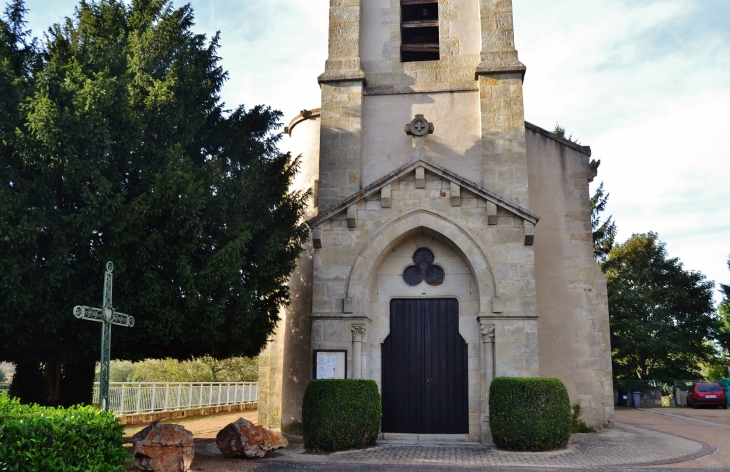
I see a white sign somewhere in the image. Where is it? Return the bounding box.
[315,351,346,379]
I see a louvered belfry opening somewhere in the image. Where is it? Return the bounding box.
[401,0,440,62]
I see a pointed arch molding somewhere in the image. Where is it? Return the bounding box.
[345,209,498,316]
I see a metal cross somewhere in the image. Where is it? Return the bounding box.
[73,261,134,411]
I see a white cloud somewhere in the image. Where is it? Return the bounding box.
[20,0,730,300]
[514,0,730,301]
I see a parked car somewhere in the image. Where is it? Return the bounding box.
[687,383,728,409]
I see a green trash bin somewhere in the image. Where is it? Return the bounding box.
[720,378,730,406]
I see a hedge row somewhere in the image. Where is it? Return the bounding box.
[489,377,571,451]
[302,379,382,451]
[0,395,128,471]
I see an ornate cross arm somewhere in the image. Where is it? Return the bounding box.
[73,305,135,327]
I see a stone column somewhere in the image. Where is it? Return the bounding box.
[351,324,366,379]
[476,0,529,208]
[479,318,495,442]
[317,0,365,211]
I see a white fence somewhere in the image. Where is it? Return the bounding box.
[93,382,258,416]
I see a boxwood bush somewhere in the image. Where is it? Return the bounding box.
[0,395,128,471]
[302,379,382,451]
[489,377,571,451]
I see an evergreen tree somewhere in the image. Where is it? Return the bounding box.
[604,233,718,381]
[591,182,617,263]
[0,0,309,405]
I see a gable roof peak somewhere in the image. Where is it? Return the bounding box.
[308,158,539,228]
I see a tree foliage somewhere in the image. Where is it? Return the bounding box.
[717,256,730,354]
[0,0,309,405]
[552,122,580,144]
[604,233,718,381]
[101,356,258,382]
[590,182,616,263]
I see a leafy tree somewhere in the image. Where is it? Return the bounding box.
[604,233,718,382]
[127,356,258,382]
[0,0,309,405]
[590,183,617,263]
[717,256,730,354]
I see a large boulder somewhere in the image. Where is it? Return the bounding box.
[133,421,194,472]
[216,417,288,458]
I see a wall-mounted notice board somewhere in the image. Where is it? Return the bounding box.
[313,350,347,379]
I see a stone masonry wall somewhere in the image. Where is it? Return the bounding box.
[318,82,364,210]
[361,0,481,94]
[526,126,614,428]
[479,74,529,208]
[258,115,321,433]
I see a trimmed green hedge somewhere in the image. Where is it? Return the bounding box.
[302,379,382,451]
[489,377,571,451]
[0,395,128,471]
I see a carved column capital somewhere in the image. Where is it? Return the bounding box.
[351,324,367,343]
[480,322,495,343]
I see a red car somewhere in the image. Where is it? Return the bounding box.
[687,383,728,409]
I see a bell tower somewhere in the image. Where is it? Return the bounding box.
[317,0,530,210]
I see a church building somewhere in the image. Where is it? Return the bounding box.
[258,0,614,442]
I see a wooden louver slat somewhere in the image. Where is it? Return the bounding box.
[401,44,439,52]
[402,20,439,28]
[401,0,438,4]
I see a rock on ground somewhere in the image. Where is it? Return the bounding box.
[216,417,288,458]
[133,421,194,472]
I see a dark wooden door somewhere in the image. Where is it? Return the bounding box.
[381,298,468,434]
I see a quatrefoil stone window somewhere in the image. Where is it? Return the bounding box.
[403,248,445,286]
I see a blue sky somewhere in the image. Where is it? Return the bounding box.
[18,0,730,303]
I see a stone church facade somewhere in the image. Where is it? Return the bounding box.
[258,0,613,441]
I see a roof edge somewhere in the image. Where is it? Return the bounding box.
[525,121,592,156]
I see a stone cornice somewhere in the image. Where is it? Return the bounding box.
[285,108,321,136]
[317,69,366,85]
[475,61,527,81]
[365,82,479,96]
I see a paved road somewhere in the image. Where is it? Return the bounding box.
[615,407,730,469]
[255,466,726,472]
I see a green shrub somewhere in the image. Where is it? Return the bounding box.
[0,395,128,471]
[489,377,571,451]
[302,379,382,451]
[570,402,595,433]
